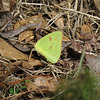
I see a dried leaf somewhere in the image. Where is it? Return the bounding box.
[25,81,39,92]
[0,23,38,38]
[29,57,42,66]
[0,38,28,60]
[25,76,58,93]
[22,61,33,69]
[86,54,100,76]
[12,61,22,66]
[80,24,93,40]
[18,31,34,43]
[34,77,58,92]
[0,38,42,67]
[14,15,48,30]
[56,17,64,30]
[62,35,70,42]
[25,35,34,43]
[10,40,31,52]
[12,61,33,69]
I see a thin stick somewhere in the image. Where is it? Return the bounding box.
[20,1,100,20]
[59,7,100,20]
[50,1,100,20]
[21,2,53,7]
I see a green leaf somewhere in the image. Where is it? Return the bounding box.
[9,80,29,95]
[25,79,30,82]
[9,87,19,95]
[35,31,62,63]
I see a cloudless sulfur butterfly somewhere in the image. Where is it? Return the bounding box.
[34,31,62,63]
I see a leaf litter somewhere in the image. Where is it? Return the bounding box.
[0,0,100,100]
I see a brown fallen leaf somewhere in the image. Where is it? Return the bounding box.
[10,40,31,52]
[29,57,42,66]
[25,76,58,93]
[1,23,38,38]
[25,81,39,92]
[80,24,93,40]
[18,31,34,43]
[56,17,64,30]
[12,61,33,69]
[25,35,34,43]
[62,35,70,42]
[85,54,100,76]
[34,77,58,92]
[22,61,33,69]
[12,61,22,66]
[0,38,28,60]
[0,38,42,66]
[14,15,48,30]
[13,15,48,45]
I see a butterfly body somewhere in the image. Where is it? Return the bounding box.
[35,31,62,63]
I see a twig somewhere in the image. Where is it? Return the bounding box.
[50,1,100,20]
[74,0,78,11]
[21,2,53,7]
[60,7,100,20]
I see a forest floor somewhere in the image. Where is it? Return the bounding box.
[0,0,100,100]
